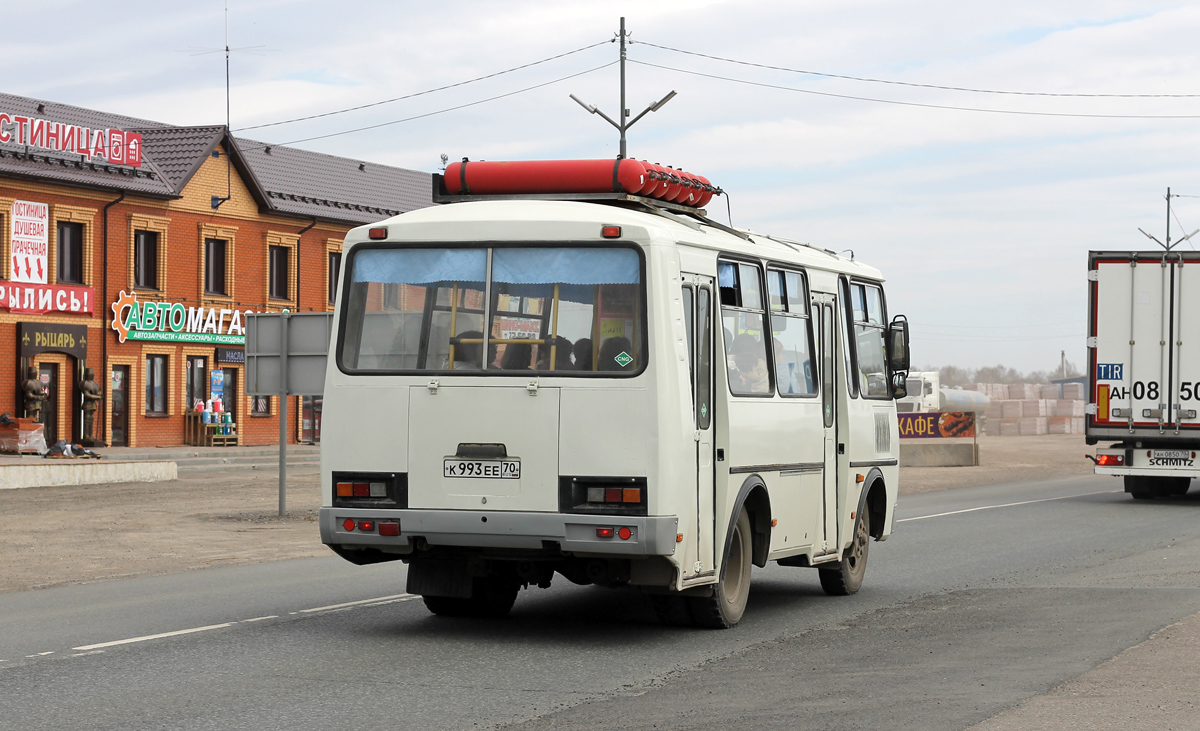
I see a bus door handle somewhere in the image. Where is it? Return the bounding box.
[427,378,440,394]
[838,443,845,454]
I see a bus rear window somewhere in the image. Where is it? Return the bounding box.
[339,245,645,375]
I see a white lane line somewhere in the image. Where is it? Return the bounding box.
[240,615,278,622]
[897,489,1122,523]
[25,652,54,658]
[72,623,232,651]
[299,593,412,613]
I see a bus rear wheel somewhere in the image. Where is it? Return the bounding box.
[689,508,752,629]
[819,508,869,596]
[422,575,519,618]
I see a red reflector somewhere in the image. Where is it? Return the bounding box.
[622,488,641,504]
[596,527,614,538]
[601,225,621,238]
[618,527,632,540]
[342,518,355,531]
[352,483,370,497]
[379,521,400,536]
[368,227,387,239]
[605,487,623,503]
[1097,454,1124,466]
[357,520,375,532]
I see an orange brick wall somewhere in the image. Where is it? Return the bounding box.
[0,158,350,448]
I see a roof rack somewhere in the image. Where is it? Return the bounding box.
[430,173,750,240]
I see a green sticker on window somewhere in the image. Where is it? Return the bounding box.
[701,403,708,418]
[614,351,634,368]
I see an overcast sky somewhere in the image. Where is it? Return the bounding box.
[8,0,1200,374]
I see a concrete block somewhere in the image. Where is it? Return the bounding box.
[900,441,979,467]
[1021,399,1049,417]
[0,461,177,490]
[1019,417,1048,435]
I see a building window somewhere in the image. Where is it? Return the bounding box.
[135,230,159,289]
[252,395,271,416]
[205,238,227,295]
[185,356,207,411]
[145,354,167,415]
[328,251,342,304]
[58,221,84,284]
[269,245,289,300]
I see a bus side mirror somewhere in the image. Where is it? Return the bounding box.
[887,315,910,400]
[887,315,910,373]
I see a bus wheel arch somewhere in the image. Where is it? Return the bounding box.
[729,475,772,569]
[856,468,887,541]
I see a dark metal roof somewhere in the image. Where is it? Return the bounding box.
[0,93,174,197]
[0,92,431,222]
[235,138,431,223]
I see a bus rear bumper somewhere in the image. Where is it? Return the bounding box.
[320,507,679,557]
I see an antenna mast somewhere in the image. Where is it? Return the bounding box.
[212,0,233,209]
[570,17,676,159]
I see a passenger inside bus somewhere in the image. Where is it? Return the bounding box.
[729,334,770,393]
[597,336,634,371]
[573,338,593,370]
[536,336,574,371]
[498,343,534,370]
[451,331,483,369]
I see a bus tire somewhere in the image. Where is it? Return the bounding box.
[422,575,519,618]
[689,508,752,629]
[819,508,869,596]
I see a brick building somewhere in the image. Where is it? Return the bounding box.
[0,92,430,447]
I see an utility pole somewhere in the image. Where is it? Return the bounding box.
[570,17,676,159]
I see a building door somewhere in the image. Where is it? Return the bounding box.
[302,396,322,444]
[111,365,129,447]
[38,363,58,444]
[222,368,238,431]
[186,356,207,412]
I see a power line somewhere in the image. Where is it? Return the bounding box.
[250,61,618,148]
[234,40,611,132]
[628,59,1200,119]
[633,40,1200,98]
[912,321,1080,330]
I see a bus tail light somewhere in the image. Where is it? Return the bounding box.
[561,476,647,516]
[1097,454,1124,466]
[618,527,632,540]
[332,472,407,508]
[357,521,375,532]
[596,527,614,538]
[342,518,356,531]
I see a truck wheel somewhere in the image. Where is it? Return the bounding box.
[1125,475,1154,500]
[1165,477,1192,496]
[819,508,870,596]
[422,575,520,618]
[689,508,753,628]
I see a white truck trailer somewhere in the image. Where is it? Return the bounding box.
[896,371,989,414]
[1088,249,1200,498]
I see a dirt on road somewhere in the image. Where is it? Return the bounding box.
[0,435,1095,595]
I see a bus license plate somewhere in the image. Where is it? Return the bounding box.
[444,459,521,479]
[1152,450,1190,460]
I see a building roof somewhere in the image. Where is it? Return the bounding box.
[0,92,431,224]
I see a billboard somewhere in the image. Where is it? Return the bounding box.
[898,411,976,439]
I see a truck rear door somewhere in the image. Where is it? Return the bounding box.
[1089,251,1200,438]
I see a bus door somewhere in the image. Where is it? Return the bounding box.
[813,293,839,557]
[682,275,716,579]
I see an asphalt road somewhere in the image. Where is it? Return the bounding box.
[3,474,1200,730]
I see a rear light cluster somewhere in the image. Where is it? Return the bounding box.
[341,519,400,536]
[336,481,388,498]
[587,487,641,504]
[1097,454,1124,466]
[560,476,647,516]
[331,472,406,508]
[595,526,635,540]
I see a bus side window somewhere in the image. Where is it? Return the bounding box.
[768,268,816,397]
[719,259,772,396]
[697,286,712,429]
[682,285,695,403]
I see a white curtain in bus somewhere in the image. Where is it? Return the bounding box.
[351,248,487,284]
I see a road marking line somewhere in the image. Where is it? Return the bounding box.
[299,594,412,613]
[71,650,105,657]
[25,652,54,658]
[72,623,232,651]
[898,489,1122,523]
[240,616,278,622]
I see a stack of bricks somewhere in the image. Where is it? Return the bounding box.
[969,382,1087,437]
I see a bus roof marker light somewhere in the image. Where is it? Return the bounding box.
[368,227,387,240]
[601,225,621,238]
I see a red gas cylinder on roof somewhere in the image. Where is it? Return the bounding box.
[442,158,717,209]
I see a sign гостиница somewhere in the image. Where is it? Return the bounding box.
[0,114,142,167]
[111,290,257,345]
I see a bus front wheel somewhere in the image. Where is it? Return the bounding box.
[689,508,753,628]
[819,509,869,596]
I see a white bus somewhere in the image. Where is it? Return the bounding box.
[320,187,910,628]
